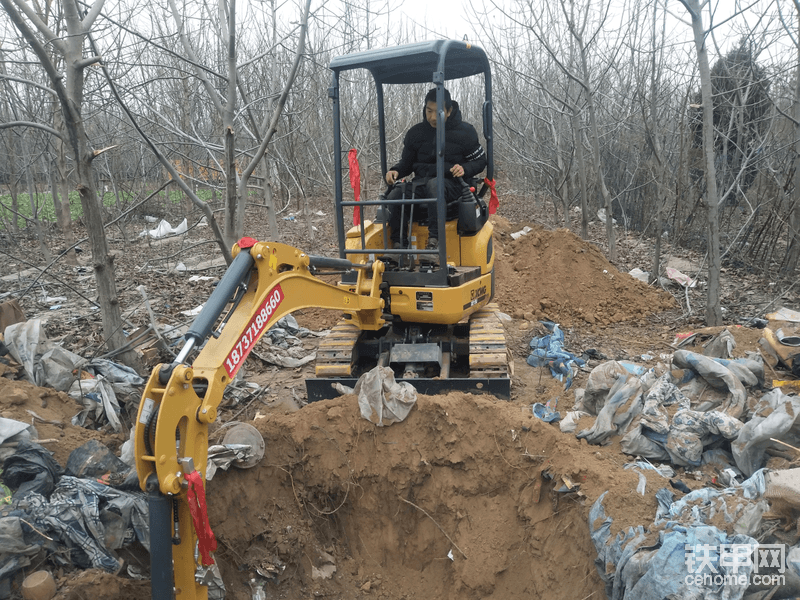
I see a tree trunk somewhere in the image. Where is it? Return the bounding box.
[23,136,52,264]
[55,110,78,267]
[577,34,616,261]
[782,6,800,276]
[571,109,589,238]
[46,152,78,266]
[683,0,723,325]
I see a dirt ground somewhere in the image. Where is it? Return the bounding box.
[1,193,798,600]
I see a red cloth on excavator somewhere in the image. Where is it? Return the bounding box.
[484,178,499,214]
[185,470,217,566]
[348,149,362,225]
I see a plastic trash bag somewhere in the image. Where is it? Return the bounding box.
[0,418,33,446]
[16,476,149,572]
[701,328,736,358]
[733,388,800,476]
[590,471,768,600]
[4,320,88,391]
[577,375,643,445]
[526,322,585,391]
[65,439,135,489]
[560,410,589,434]
[665,409,744,467]
[40,346,85,391]
[139,218,188,239]
[3,320,46,386]
[672,350,747,418]
[354,366,417,427]
[1,440,63,499]
[532,402,560,423]
[578,361,655,415]
[85,359,144,392]
[69,376,122,432]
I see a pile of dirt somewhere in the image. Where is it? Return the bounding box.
[205,392,655,600]
[491,220,676,327]
[0,377,118,466]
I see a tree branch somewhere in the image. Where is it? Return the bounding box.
[9,0,66,55]
[0,121,63,139]
[0,74,57,96]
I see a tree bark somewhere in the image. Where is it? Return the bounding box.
[576,30,616,261]
[782,4,800,276]
[681,0,723,325]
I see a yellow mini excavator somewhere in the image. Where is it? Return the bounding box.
[135,40,510,599]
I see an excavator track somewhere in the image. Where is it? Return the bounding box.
[468,302,512,379]
[308,305,512,401]
[315,320,361,377]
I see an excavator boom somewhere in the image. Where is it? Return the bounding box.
[135,239,384,599]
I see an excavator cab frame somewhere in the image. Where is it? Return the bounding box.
[328,40,495,286]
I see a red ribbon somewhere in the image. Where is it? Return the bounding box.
[185,470,217,566]
[484,178,499,215]
[348,149,362,226]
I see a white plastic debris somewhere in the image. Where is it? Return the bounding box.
[665,267,696,288]
[596,208,617,224]
[628,268,649,283]
[510,226,532,240]
[139,218,188,239]
[350,366,417,426]
[181,304,205,317]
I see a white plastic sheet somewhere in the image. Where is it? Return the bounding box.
[353,366,417,426]
[138,218,188,239]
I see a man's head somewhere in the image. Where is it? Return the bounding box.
[424,87,452,129]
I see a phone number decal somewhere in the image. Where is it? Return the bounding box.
[224,284,284,378]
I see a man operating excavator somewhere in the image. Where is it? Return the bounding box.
[384,87,487,261]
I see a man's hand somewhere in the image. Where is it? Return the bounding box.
[386,170,399,185]
[450,164,465,178]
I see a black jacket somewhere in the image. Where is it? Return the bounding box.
[390,101,487,181]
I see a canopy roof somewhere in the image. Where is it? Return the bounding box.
[329,40,490,85]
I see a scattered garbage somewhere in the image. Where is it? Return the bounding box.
[138,218,188,239]
[569,324,779,473]
[628,268,649,283]
[664,266,696,288]
[590,469,773,600]
[526,321,585,390]
[596,208,616,224]
[0,440,149,594]
[510,226,532,240]
[205,423,265,480]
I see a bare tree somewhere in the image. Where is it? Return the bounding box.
[0,0,141,367]
[678,0,723,325]
[780,0,800,276]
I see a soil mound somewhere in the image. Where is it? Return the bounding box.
[493,223,675,326]
[207,392,653,599]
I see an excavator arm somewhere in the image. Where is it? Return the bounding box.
[134,239,384,599]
